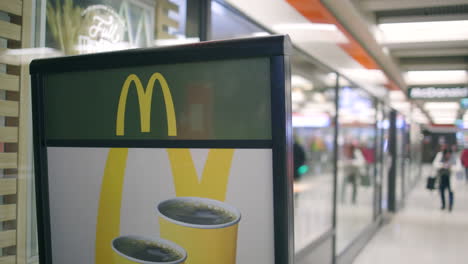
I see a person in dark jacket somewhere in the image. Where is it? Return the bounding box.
[433,150,461,211]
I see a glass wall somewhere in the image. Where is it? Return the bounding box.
[374,102,385,218]
[290,54,336,252]
[210,0,337,256]
[380,106,391,212]
[336,78,377,253]
[409,122,423,189]
[395,114,407,205]
[210,0,269,40]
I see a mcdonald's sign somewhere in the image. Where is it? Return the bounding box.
[31,35,293,264]
[116,72,178,136]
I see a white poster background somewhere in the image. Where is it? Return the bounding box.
[47,147,275,264]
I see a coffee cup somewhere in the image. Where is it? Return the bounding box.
[111,235,187,264]
[156,197,241,264]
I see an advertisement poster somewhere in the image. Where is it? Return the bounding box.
[31,39,293,264]
[47,147,274,264]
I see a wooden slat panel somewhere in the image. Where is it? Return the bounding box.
[157,30,176,39]
[0,178,17,195]
[0,127,18,143]
[0,256,15,264]
[0,74,19,92]
[0,204,16,222]
[0,20,21,41]
[0,153,18,169]
[0,100,18,117]
[0,230,16,248]
[156,0,179,29]
[0,0,23,16]
[159,0,178,12]
[0,48,20,66]
[161,17,179,29]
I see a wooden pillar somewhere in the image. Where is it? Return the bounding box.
[0,0,33,263]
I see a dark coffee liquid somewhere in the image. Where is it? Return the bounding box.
[114,237,182,262]
[159,200,236,225]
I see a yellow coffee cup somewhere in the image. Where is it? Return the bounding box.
[111,235,187,264]
[156,197,241,264]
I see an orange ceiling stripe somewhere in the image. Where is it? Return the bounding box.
[286,0,380,70]
[385,82,400,91]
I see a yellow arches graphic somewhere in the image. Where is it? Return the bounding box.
[95,148,235,264]
[167,149,235,201]
[116,73,177,136]
[95,148,128,263]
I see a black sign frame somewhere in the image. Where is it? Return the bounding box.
[30,35,294,264]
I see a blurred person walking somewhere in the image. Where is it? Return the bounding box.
[461,147,468,182]
[341,143,366,204]
[433,150,462,211]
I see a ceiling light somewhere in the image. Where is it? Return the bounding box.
[424,102,459,111]
[430,114,457,120]
[379,20,468,44]
[428,109,457,115]
[405,70,468,86]
[273,23,338,31]
[252,32,270,37]
[273,23,347,44]
[341,69,387,85]
[432,117,456,124]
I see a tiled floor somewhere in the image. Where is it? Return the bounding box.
[354,168,468,264]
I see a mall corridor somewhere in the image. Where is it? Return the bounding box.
[355,166,468,264]
[2,0,468,263]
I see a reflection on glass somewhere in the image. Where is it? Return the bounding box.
[396,114,407,204]
[211,1,270,40]
[291,58,336,252]
[379,106,391,212]
[336,81,377,253]
[409,122,423,187]
[40,0,189,56]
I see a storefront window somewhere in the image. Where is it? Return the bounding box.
[37,0,190,55]
[336,78,377,253]
[291,55,336,252]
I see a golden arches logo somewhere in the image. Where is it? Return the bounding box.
[116,73,177,136]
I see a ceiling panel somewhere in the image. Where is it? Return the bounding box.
[359,0,468,11]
